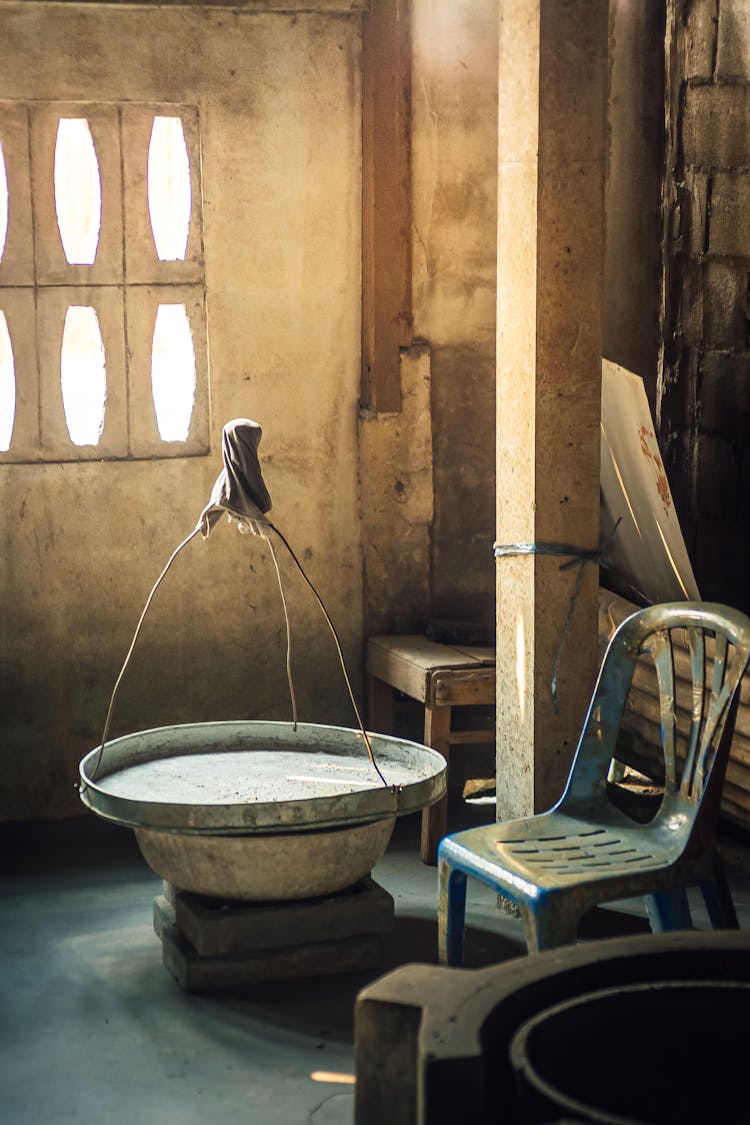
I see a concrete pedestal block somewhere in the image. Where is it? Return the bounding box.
[170,874,395,955]
[153,877,395,992]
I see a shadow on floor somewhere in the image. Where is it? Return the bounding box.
[212,913,525,1048]
[3,807,750,1125]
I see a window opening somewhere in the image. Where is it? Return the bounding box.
[0,311,15,451]
[60,305,107,446]
[148,116,191,262]
[0,101,207,462]
[0,141,8,262]
[151,303,195,441]
[54,118,102,266]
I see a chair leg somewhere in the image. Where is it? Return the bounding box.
[701,855,739,929]
[438,860,467,966]
[644,888,693,932]
[525,897,579,954]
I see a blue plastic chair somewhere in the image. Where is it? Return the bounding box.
[438,602,750,961]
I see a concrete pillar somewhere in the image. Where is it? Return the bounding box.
[495,0,607,818]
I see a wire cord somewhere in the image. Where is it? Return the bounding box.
[266,534,299,731]
[268,521,389,788]
[85,517,388,790]
[87,525,202,782]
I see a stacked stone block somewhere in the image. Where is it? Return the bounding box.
[154,877,395,993]
[667,0,750,610]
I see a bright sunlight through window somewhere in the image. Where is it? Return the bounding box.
[0,141,8,263]
[54,119,102,266]
[151,303,195,441]
[148,116,191,262]
[60,306,107,445]
[0,311,15,451]
[0,103,207,462]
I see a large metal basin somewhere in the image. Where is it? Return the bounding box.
[79,721,446,900]
[135,817,397,901]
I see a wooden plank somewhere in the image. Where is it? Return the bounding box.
[432,668,496,707]
[367,632,497,863]
[368,634,492,671]
[420,704,451,865]
[722,791,750,820]
[630,657,750,742]
[367,635,495,703]
[43,1,369,8]
[447,730,496,746]
[450,644,496,665]
[366,639,430,702]
[366,634,447,666]
[361,0,412,412]
[622,705,750,787]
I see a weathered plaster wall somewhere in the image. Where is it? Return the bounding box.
[360,346,433,636]
[0,4,364,819]
[661,0,750,613]
[411,0,498,631]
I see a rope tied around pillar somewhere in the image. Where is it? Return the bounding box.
[493,518,621,712]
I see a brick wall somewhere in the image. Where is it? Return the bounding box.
[663,0,750,611]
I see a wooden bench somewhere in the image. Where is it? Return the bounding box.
[366,635,496,864]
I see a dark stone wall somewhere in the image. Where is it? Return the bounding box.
[661,0,750,612]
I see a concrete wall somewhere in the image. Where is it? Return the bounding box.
[661,0,750,613]
[359,0,499,642]
[411,0,498,632]
[360,346,434,637]
[0,4,364,819]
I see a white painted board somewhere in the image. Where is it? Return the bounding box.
[600,359,700,605]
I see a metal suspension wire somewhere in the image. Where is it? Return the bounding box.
[268,521,389,788]
[87,524,202,783]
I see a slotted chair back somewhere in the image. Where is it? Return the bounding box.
[562,602,750,854]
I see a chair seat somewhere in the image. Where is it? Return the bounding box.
[443,811,680,892]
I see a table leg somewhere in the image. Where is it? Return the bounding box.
[420,703,451,865]
[367,675,395,733]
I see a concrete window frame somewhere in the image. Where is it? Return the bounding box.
[0,100,209,464]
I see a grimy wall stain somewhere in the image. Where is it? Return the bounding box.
[0,6,364,819]
[411,0,498,632]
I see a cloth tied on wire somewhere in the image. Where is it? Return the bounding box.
[199,419,273,539]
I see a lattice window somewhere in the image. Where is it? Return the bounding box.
[0,102,208,462]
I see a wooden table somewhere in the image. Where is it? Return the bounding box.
[366,635,496,864]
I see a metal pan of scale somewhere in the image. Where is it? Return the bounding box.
[79,720,447,900]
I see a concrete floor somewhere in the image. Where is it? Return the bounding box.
[3,808,750,1125]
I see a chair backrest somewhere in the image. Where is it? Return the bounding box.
[559,602,750,850]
